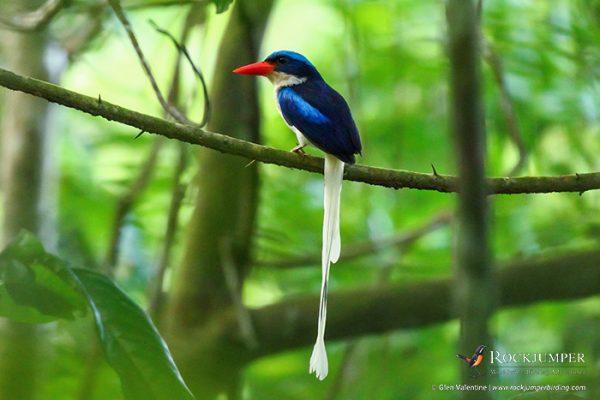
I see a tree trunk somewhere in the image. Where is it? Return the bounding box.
[0,2,52,399]
[446,1,495,398]
[165,0,274,397]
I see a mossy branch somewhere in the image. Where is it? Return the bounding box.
[1,66,600,195]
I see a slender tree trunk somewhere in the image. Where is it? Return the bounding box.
[165,0,274,397]
[0,2,52,398]
[446,0,494,398]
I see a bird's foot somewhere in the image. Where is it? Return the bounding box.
[290,144,307,155]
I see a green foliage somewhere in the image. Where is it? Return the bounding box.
[0,232,195,400]
[1,0,599,398]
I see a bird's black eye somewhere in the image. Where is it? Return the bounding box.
[277,57,288,64]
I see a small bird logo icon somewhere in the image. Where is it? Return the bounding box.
[457,345,486,377]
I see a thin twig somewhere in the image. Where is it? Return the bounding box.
[0,0,66,31]
[70,0,205,13]
[106,0,192,124]
[149,143,188,317]
[147,4,203,319]
[255,212,451,268]
[103,137,163,275]
[483,40,528,176]
[220,238,258,350]
[149,19,211,127]
[478,0,526,177]
[325,341,359,400]
[124,0,206,10]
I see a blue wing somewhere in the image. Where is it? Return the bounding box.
[278,82,361,164]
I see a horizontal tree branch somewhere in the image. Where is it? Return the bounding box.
[1,67,600,195]
[245,248,600,358]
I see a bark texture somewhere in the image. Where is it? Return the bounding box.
[446,0,494,397]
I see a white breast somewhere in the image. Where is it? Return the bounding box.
[270,72,310,147]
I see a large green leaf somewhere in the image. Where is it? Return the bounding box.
[0,232,195,400]
[72,268,195,400]
[213,0,234,13]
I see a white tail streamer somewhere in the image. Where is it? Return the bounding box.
[309,155,344,380]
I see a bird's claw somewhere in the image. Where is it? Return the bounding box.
[290,144,307,155]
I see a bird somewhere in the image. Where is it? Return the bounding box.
[234,51,362,380]
[457,344,486,376]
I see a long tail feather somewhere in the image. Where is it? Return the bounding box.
[310,155,344,380]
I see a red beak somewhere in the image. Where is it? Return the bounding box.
[233,61,274,76]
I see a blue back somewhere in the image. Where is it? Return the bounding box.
[270,52,362,164]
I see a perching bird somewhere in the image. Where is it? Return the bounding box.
[457,345,486,369]
[234,51,362,380]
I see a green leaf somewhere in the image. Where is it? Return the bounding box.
[0,280,58,323]
[72,268,195,400]
[213,0,234,13]
[0,232,195,400]
[0,232,87,323]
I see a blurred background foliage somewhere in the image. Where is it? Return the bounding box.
[1,0,600,399]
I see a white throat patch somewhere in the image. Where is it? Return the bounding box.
[268,71,307,90]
